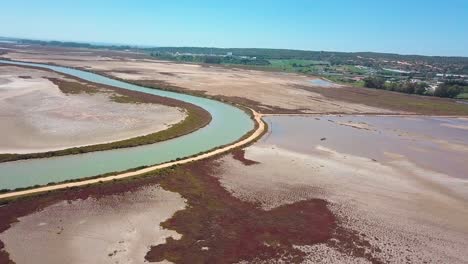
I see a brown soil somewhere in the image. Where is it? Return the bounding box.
[158,72,178,77]
[86,70,468,116]
[1,64,208,112]
[119,78,306,114]
[299,85,468,116]
[0,43,149,61]
[47,77,100,94]
[0,154,383,264]
[36,65,296,116]
[3,44,468,116]
[231,149,260,166]
[0,241,9,264]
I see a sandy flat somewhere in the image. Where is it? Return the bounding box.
[0,66,186,154]
[216,116,468,263]
[0,186,186,264]
[441,123,468,130]
[1,47,393,114]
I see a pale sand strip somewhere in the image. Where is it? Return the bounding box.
[262,113,468,118]
[0,110,264,200]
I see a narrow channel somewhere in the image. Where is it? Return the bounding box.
[0,60,254,190]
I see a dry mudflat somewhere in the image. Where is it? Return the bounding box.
[217,115,468,263]
[0,186,186,264]
[3,44,468,116]
[1,116,466,263]
[1,45,468,263]
[0,45,393,114]
[0,65,185,154]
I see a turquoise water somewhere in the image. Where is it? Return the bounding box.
[0,60,254,190]
[309,79,336,87]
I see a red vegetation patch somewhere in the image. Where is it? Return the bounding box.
[0,240,8,264]
[146,160,383,263]
[0,155,383,263]
[231,149,260,166]
[148,198,332,262]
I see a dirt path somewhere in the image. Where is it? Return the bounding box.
[0,110,264,200]
[262,113,468,118]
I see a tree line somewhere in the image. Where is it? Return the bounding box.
[363,77,467,98]
[151,52,270,66]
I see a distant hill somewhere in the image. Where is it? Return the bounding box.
[3,37,467,74]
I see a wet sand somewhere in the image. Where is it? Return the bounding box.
[0,186,186,264]
[264,115,468,179]
[217,116,468,263]
[0,65,185,154]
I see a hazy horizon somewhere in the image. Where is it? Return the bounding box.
[1,0,467,57]
[4,35,468,59]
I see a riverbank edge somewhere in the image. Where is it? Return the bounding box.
[0,83,264,202]
[0,63,212,163]
[0,58,260,200]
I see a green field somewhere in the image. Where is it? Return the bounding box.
[456,93,468,99]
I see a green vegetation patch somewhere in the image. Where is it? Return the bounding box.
[300,85,468,115]
[363,77,468,99]
[456,93,468,100]
[0,106,210,163]
[109,93,144,104]
[266,59,327,73]
[48,77,99,95]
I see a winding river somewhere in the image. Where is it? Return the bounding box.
[0,60,254,190]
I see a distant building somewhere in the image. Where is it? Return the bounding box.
[226,52,233,56]
[383,68,411,74]
[428,84,438,91]
[351,76,365,81]
[436,73,467,78]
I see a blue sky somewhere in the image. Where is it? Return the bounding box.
[1,0,467,56]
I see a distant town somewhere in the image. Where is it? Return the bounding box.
[147,48,468,100]
[2,36,468,100]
